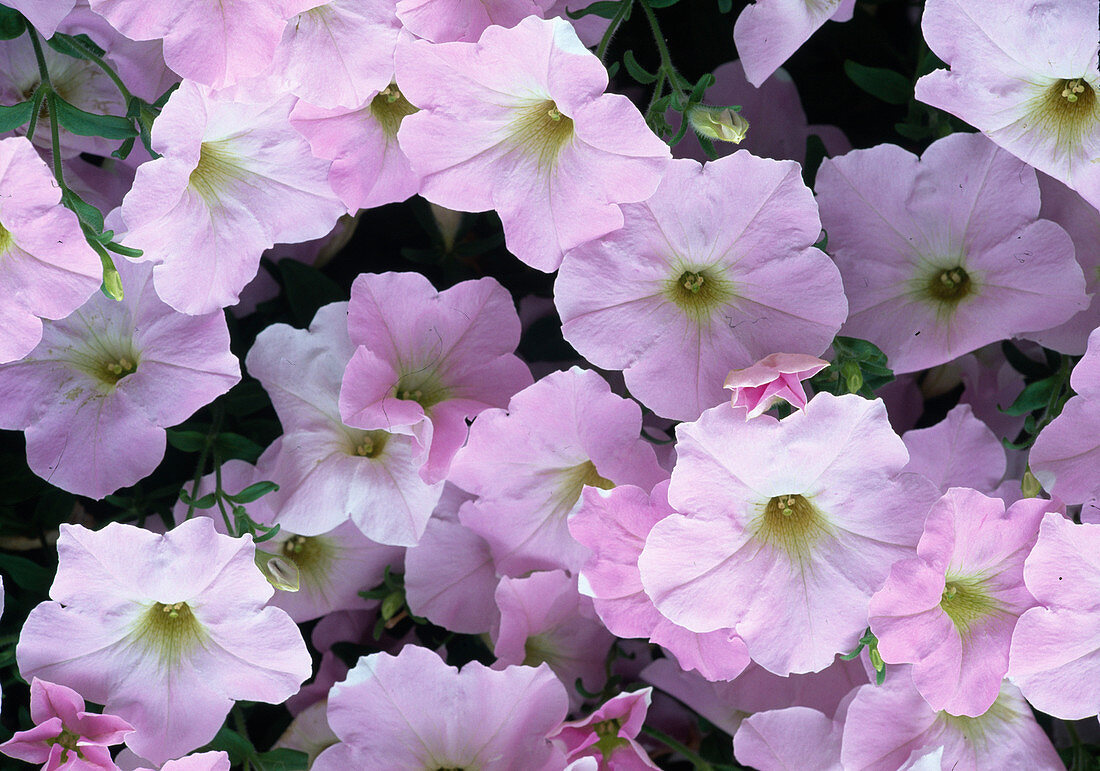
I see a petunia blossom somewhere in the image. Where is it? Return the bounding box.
[901,404,1007,495]
[0,678,133,771]
[816,132,1087,374]
[638,393,940,675]
[246,301,444,546]
[4,0,76,37]
[449,367,666,576]
[16,518,312,765]
[733,0,856,87]
[396,0,554,43]
[395,16,670,272]
[1008,512,1100,719]
[733,706,844,771]
[550,688,659,769]
[0,137,101,365]
[0,260,239,499]
[119,80,345,314]
[313,645,568,770]
[724,353,828,419]
[338,271,532,485]
[868,488,1049,716]
[915,0,1100,211]
[557,154,846,421]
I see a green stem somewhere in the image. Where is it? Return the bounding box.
[596,0,634,63]
[640,725,714,770]
[184,409,222,520]
[27,28,52,87]
[64,34,134,102]
[45,91,65,184]
[231,705,253,771]
[214,456,234,536]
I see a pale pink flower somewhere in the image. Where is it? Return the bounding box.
[449,367,665,576]
[733,706,844,771]
[724,353,828,419]
[816,132,1087,374]
[840,672,1062,770]
[550,688,659,770]
[638,393,940,675]
[16,518,311,765]
[557,154,846,421]
[1030,326,1100,511]
[1009,512,1100,719]
[0,260,239,499]
[569,482,750,682]
[246,301,444,545]
[137,753,230,771]
[0,137,101,364]
[339,271,531,484]
[734,0,856,87]
[0,678,133,771]
[119,80,345,314]
[869,488,1049,716]
[901,404,1006,494]
[915,0,1100,212]
[5,0,75,36]
[397,0,554,43]
[313,645,569,770]
[395,16,669,272]
[492,570,615,707]
[86,0,288,89]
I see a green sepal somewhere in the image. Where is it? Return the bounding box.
[566,0,623,19]
[225,481,279,504]
[622,49,657,84]
[0,6,25,40]
[0,99,33,132]
[46,31,106,59]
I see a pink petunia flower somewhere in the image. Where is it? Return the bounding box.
[86,0,288,89]
[638,393,940,675]
[733,706,844,771]
[449,367,666,576]
[338,271,532,485]
[246,301,444,545]
[868,488,1050,716]
[16,518,312,765]
[724,353,828,419]
[557,154,846,422]
[4,0,76,37]
[1009,512,1100,719]
[396,0,554,43]
[816,132,1087,374]
[839,671,1062,770]
[550,688,659,770]
[119,80,345,314]
[0,137,101,365]
[901,404,1007,495]
[0,678,133,771]
[569,482,750,682]
[733,0,856,87]
[0,260,239,499]
[915,0,1100,212]
[313,645,569,770]
[395,16,670,272]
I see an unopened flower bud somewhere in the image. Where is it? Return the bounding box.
[687,104,749,144]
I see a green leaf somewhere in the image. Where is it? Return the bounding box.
[226,481,279,504]
[844,60,911,105]
[0,553,54,594]
[254,748,310,771]
[647,0,682,7]
[166,429,208,453]
[716,0,732,11]
[46,32,106,59]
[894,120,930,141]
[1000,376,1057,416]
[61,188,105,232]
[278,259,344,327]
[202,727,254,765]
[689,72,716,104]
[105,240,143,258]
[0,7,25,40]
[0,99,33,132]
[622,49,657,84]
[52,96,137,139]
[214,432,264,463]
[190,492,218,509]
[565,0,623,19]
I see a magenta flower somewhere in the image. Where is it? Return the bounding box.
[16,519,311,765]
[639,393,940,675]
[0,137,101,364]
[313,645,568,770]
[0,261,239,499]
[733,0,855,87]
[338,271,532,485]
[1009,513,1100,719]
[915,0,1100,212]
[0,678,133,771]
[869,488,1049,716]
[87,0,288,88]
[724,353,828,419]
[449,367,665,576]
[557,154,846,421]
[816,132,1087,374]
[550,688,659,769]
[395,16,670,272]
[246,301,444,546]
[120,80,345,314]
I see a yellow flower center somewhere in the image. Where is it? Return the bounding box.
[507,99,575,172]
[750,494,833,563]
[1025,76,1100,159]
[940,574,1001,636]
[131,601,207,670]
[665,266,736,326]
[370,85,417,140]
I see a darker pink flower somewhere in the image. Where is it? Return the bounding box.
[724,353,828,419]
[550,688,659,769]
